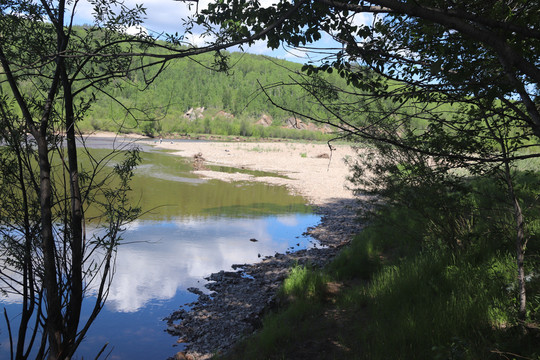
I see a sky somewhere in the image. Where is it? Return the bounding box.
[71,0,372,64]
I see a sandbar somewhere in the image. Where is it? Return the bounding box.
[144,139,358,206]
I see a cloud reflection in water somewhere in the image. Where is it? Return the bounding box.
[103,214,319,312]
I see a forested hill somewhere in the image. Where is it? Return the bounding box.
[82,51,334,139]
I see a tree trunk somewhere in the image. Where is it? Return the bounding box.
[513,196,527,321]
[503,162,527,321]
[63,71,84,357]
[36,135,63,360]
[15,131,36,360]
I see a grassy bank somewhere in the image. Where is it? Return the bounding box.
[220,175,540,360]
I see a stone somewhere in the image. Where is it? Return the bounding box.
[174,351,187,360]
[256,114,273,127]
[183,107,205,121]
[192,153,206,170]
[214,110,234,119]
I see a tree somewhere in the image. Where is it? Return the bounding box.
[195,0,540,322]
[198,0,539,140]
[0,1,153,358]
[0,0,304,356]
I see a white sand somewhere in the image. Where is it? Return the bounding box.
[144,140,358,206]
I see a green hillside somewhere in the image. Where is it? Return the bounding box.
[80,51,339,140]
[0,24,425,142]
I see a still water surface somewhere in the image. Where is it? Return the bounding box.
[0,138,320,359]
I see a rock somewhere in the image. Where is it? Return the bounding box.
[174,351,187,360]
[256,114,273,127]
[192,153,206,170]
[186,287,204,296]
[167,324,180,335]
[183,107,205,121]
[284,116,305,129]
[214,110,234,119]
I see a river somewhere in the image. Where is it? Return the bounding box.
[0,137,320,359]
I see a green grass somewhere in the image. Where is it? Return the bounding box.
[279,265,329,301]
[219,174,540,360]
[248,145,282,153]
[223,266,329,359]
[356,252,506,358]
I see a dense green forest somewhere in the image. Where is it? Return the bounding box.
[80,51,344,140]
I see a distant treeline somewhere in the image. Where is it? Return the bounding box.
[79,51,341,140]
[0,28,426,141]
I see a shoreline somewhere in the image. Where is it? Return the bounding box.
[165,199,362,360]
[82,132,362,360]
[81,131,358,207]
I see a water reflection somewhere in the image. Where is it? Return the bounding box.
[0,140,320,359]
[71,212,319,359]
[85,147,311,221]
[103,215,318,313]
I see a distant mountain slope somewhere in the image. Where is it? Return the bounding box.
[81,51,336,139]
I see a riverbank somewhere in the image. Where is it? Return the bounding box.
[84,132,359,205]
[93,134,540,360]
[83,132,363,359]
[164,198,362,360]
[136,139,363,359]
[56,133,540,360]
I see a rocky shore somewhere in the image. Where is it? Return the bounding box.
[165,198,362,360]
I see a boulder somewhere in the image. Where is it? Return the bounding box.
[214,110,234,119]
[256,114,273,127]
[183,107,205,121]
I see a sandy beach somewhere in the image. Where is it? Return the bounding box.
[143,139,358,206]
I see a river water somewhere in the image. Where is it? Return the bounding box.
[0,138,319,359]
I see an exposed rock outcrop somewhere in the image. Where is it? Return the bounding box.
[284,116,305,130]
[183,107,206,121]
[213,110,234,119]
[256,114,273,127]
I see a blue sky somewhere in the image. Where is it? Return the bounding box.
[71,0,371,64]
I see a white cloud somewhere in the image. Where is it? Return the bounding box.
[231,39,275,55]
[72,0,195,33]
[275,214,299,226]
[71,0,290,51]
[123,24,149,36]
[183,32,215,47]
[93,216,297,312]
[68,1,358,63]
[351,12,374,28]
